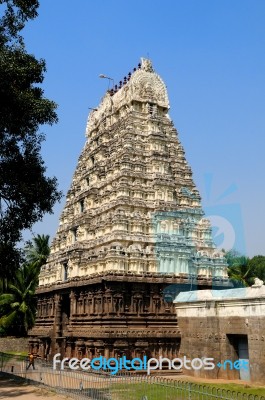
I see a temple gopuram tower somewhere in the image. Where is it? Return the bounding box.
[30,59,229,360]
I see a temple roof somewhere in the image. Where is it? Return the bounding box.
[174,283,265,303]
[86,58,169,135]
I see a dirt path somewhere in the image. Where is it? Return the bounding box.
[0,376,70,400]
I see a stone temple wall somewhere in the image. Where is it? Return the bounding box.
[0,337,28,353]
[175,286,265,383]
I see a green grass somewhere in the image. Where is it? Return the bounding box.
[0,351,28,362]
[2,351,28,357]
[110,380,265,400]
[0,351,27,367]
[193,382,265,397]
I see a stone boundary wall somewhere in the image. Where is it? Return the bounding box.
[0,337,28,353]
[175,291,265,383]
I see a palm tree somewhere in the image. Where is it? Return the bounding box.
[228,264,251,287]
[225,250,251,287]
[0,234,50,336]
[0,262,39,336]
[25,234,50,269]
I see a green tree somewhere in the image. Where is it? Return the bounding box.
[0,262,39,336]
[224,250,265,287]
[0,0,39,45]
[247,255,265,284]
[225,250,251,287]
[0,0,61,280]
[25,234,50,269]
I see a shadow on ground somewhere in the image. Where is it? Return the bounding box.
[0,377,37,398]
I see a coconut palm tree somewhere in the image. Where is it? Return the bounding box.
[228,263,251,287]
[225,250,251,287]
[24,234,50,269]
[0,262,39,336]
[0,234,50,335]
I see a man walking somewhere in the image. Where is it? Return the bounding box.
[26,352,35,370]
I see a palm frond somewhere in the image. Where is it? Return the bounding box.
[0,310,17,328]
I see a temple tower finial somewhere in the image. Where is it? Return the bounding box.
[140,57,154,72]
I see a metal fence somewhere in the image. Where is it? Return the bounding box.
[0,352,264,400]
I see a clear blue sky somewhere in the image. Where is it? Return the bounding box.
[21,0,265,257]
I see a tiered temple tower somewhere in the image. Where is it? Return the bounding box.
[29,58,228,361]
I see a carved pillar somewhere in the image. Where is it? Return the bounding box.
[40,298,44,317]
[134,347,141,359]
[91,293,95,314]
[37,302,41,318]
[149,292,154,313]
[43,299,47,317]
[54,293,62,338]
[39,341,45,358]
[162,342,166,357]
[85,340,95,358]
[99,290,103,314]
[103,296,107,314]
[39,299,43,317]
[94,340,104,356]
[70,290,77,317]
[148,341,155,358]
[135,341,148,359]
[76,339,86,360]
[77,293,82,315]
[104,345,110,359]
[94,298,99,314]
[130,345,136,359]
[114,340,128,359]
[94,290,103,315]
[49,300,53,317]
[88,295,93,315]
[153,342,159,359]
[83,295,87,314]
[65,339,74,358]
[28,338,39,355]
[104,289,112,314]
[114,294,124,315]
[158,341,163,357]
[79,291,85,315]
[44,338,51,361]
[156,295,162,315]
[43,297,48,317]
[33,340,39,355]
